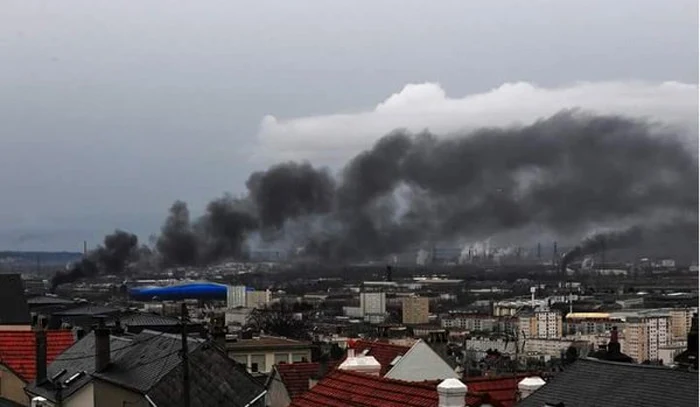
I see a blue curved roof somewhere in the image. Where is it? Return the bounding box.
[130,282,227,301]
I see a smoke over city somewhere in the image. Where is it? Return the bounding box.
[51,229,140,289]
[150,110,697,267]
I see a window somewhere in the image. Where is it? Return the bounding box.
[251,354,266,373]
[292,353,308,362]
[275,353,289,365]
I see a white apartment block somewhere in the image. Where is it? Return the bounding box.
[227,285,247,308]
[360,292,386,316]
[536,310,562,339]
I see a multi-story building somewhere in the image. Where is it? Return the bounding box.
[402,295,430,325]
[669,307,698,343]
[227,285,247,308]
[441,314,495,332]
[536,310,562,339]
[361,292,387,317]
[519,314,538,339]
[246,290,272,309]
[624,316,669,362]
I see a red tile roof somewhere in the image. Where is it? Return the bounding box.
[0,330,75,382]
[289,369,502,407]
[277,361,341,398]
[348,340,411,375]
[466,374,533,407]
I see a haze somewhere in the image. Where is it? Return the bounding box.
[1,0,697,251]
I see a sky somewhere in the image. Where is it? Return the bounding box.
[0,0,697,251]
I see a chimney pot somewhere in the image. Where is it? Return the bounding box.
[35,329,47,384]
[437,378,467,407]
[94,318,111,372]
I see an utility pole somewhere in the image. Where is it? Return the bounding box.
[180,303,191,407]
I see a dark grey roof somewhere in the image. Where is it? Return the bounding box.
[27,330,265,407]
[52,305,120,317]
[0,274,31,325]
[27,296,76,306]
[148,345,266,407]
[117,312,181,327]
[517,358,699,407]
[25,331,134,401]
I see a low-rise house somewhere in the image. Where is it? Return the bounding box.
[0,329,74,406]
[516,358,698,407]
[226,336,313,374]
[25,323,266,407]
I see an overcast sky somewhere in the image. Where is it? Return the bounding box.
[1,0,697,251]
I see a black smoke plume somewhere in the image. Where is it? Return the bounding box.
[156,201,198,267]
[560,220,698,272]
[51,229,139,289]
[155,111,698,266]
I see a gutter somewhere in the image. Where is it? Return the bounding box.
[244,390,268,407]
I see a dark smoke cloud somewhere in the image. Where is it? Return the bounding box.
[51,229,139,289]
[50,257,99,290]
[247,162,335,228]
[196,195,258,262]
[560,220,699,271]
[156,201,198,266]
[154,110,698,266]
[96,229,138,273]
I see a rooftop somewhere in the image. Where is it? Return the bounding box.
[26,330,266,406]
[467,374,533,407]
[0,274,30,325]
[276,361,341,398]
[349,339,411,376]
[227,336,312,351]
[0,330,75,382]
[516,358,698,407]
[289,369,499,407]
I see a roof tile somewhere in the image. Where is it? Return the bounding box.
[0,330,75,382]
[277,361,341,398]
[350,340,411,376]
[289,369,500,407]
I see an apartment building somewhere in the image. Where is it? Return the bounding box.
[536,310,562,339]
[624,316,669,362]
[246,290,272,309]
[441,314,495,332]
[519,314,538,339]
[361,292,387,317]
[669,307,698,343]
[402,296,430,325]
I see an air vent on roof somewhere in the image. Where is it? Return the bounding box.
[360,349,370,356]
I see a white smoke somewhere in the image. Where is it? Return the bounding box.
[255,81,698,164]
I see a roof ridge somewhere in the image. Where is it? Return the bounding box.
[332,369,439,390]
[579,357,698,372]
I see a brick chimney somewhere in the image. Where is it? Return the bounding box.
[35,326,47,384]
[94,318,111,372]
[437,378,467,407]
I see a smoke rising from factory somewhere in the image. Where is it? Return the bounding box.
[52,229,140,289]
[149,110,697,267]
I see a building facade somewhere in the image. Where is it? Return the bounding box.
[227,285,247,308]
[624,316,669,362]
[402,296,430,325]
[535,310,562,339]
